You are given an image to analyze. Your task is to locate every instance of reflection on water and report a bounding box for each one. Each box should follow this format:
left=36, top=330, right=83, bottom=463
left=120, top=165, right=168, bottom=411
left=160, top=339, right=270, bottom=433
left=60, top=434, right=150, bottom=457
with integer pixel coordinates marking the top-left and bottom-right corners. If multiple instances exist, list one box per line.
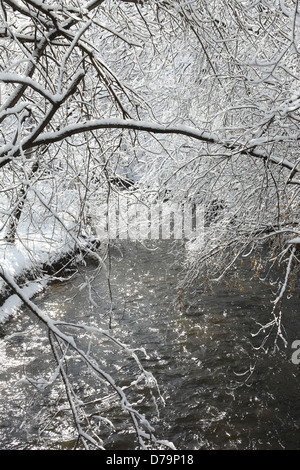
left=0, top=241, right=300, bottom=450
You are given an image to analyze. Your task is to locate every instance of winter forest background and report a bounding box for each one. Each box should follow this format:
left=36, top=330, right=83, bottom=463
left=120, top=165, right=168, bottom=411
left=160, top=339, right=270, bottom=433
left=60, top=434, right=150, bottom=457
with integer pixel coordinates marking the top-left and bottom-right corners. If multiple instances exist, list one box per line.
left=0, top=0, right=300, bottom=450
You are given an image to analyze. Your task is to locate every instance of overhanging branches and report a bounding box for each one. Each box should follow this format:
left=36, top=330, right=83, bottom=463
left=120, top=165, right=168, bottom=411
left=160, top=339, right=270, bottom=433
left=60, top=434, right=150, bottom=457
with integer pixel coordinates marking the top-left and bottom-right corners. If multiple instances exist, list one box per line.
left=0, top=117, right=298, bottom=181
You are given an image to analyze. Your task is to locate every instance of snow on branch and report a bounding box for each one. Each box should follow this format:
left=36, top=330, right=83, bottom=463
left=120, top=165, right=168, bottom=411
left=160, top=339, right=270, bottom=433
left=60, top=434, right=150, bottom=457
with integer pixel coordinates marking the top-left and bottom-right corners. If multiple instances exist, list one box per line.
left=0, top=73, right=59, bottom=104
left=0, top=69, right=85, bottom=166
left=0, top=0, right=105, bottom=120
left=9, top=118, right=299, bottom=177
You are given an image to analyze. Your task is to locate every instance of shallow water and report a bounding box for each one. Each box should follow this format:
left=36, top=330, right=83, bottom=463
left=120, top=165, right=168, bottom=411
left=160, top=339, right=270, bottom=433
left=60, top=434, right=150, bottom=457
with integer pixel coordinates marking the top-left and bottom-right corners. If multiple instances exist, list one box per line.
left=0, top=241, right=300, bottom=450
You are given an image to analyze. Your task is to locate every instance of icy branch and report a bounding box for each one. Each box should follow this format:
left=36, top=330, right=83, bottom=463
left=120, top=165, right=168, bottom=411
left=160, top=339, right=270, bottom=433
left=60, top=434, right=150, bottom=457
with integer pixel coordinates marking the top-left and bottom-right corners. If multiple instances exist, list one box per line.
left=0, top=73, right=59, bottom=104
left=18, top=118, right=300, bottom=175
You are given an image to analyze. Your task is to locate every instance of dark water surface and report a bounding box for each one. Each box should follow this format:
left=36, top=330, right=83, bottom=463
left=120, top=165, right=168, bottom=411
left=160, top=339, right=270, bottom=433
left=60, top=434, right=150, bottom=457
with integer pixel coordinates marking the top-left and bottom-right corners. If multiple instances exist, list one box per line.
left=0, top=241, right=300, bottom=450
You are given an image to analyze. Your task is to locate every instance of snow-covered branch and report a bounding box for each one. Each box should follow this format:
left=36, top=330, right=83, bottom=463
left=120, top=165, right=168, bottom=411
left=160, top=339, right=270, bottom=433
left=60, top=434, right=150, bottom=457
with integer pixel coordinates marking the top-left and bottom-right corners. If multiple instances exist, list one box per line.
left=0, top=73, right=62, bottom=104
left=1, top=118, right=298, bottom=178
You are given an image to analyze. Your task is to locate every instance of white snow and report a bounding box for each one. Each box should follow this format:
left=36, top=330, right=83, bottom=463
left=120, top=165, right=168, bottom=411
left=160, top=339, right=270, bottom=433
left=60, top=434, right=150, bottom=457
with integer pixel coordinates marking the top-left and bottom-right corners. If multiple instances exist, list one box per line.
left=288, top=237, right=300, bottom=244
left=0, top=280, right=46, bottom=323
left=0, top=72, right=56, bottom=103
left=0, top=230, right=77, bottom=323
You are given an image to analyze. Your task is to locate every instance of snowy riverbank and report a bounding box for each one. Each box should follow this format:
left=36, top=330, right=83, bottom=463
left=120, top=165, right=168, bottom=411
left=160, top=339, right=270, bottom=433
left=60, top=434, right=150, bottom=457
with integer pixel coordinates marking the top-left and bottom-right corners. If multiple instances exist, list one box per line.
left=0, top=232, right=97, bottom=324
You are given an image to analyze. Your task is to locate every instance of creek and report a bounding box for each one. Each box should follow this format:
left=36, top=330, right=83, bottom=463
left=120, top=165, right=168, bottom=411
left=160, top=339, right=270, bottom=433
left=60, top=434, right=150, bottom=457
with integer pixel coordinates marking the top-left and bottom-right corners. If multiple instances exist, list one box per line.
left=0, top=240, right=300, bottom=450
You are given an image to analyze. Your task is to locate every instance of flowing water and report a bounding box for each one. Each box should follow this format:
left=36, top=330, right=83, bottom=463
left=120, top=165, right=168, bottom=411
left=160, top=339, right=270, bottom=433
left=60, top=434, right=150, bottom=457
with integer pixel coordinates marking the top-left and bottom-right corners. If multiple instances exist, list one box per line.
left=0, top=240, right=300, bottom=450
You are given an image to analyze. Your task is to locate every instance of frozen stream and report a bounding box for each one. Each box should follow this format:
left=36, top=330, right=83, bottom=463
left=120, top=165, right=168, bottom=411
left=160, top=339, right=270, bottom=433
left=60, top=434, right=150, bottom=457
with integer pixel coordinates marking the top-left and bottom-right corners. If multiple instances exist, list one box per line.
left=0, top=240, right=300, bottom=450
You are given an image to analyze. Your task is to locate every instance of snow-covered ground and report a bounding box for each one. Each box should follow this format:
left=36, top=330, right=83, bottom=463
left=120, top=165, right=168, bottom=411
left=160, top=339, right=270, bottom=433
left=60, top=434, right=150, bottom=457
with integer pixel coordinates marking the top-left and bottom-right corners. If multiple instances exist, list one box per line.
left=0, top=231, right=77, bottom=323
